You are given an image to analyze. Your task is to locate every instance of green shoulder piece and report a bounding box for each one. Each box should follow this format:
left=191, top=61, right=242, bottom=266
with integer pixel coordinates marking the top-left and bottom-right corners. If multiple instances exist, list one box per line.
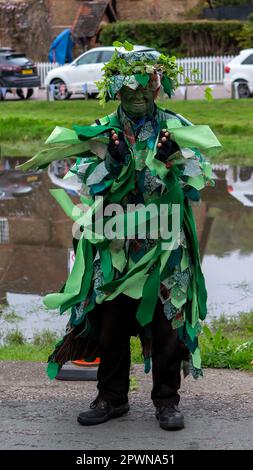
left=45, top=126, right=80, bottom=145
left=74, top=111, right=121, bottom=141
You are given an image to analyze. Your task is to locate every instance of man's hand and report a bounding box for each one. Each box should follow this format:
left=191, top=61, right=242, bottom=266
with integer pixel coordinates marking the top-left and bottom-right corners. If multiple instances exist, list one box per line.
left=155, top=129, right=179, bottom=163
left=108, top=130, right=129, bottom=163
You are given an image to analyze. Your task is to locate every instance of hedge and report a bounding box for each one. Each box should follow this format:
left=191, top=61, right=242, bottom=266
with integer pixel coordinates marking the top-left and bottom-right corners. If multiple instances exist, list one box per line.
left=213, top=1, right=253, bottom=5
left=99, top=20, right=245, bottom=57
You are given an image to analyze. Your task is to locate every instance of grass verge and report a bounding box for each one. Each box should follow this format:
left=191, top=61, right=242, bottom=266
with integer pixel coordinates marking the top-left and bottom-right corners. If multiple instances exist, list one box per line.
left=1, top=99, right=253, bottom=163
left=0, top=313, right=252, bottom=370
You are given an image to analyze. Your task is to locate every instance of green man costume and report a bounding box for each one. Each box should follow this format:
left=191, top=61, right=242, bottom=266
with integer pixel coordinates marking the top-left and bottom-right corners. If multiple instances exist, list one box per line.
left=19, top=47, right=221, bottom=427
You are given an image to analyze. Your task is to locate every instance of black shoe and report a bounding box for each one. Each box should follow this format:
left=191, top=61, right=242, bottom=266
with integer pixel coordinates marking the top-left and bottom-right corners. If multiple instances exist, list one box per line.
left=77, top=397, right=130, bottom=426
left=156, top=404, right=184, bottom=430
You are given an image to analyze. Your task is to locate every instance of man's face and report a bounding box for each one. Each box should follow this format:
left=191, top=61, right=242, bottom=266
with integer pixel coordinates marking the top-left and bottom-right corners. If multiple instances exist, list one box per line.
left=119, top=82, right=158, bottom=118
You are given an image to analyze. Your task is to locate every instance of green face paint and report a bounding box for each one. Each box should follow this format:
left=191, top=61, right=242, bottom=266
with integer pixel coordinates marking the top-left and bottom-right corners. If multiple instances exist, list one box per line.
left=120, top=84, right=156, bottom=118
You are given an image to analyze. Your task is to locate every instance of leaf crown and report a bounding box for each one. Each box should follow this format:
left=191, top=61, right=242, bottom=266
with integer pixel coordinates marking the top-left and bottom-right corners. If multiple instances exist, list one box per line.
left=96, top=41, right=185, bottom=105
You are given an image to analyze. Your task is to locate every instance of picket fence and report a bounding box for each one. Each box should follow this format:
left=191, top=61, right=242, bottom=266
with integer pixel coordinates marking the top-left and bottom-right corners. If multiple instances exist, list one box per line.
left=36, top=55, right=235, bottom=88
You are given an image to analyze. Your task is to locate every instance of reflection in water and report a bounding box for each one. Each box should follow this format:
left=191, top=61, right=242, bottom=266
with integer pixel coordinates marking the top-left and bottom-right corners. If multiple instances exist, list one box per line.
left=0, top=292, right=66, bottom=344
left=199, top=164, right=253, bottom=317
left=0, top=160, right=253, bottom=338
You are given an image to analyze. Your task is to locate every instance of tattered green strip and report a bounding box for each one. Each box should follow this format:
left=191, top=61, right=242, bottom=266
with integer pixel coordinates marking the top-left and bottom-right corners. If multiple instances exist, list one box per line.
left=46, top=361, right=60, bottom=381
left=59, top=239, right=93, bottom=314
left=100, top=249, right=114, bottom=284
left=110, top=248, right=126, bottom=273
left=192, top=347, right=201, bottom=370
left=45, top=126, right=80, bottom=145
left=43, top=236, right=86, bottom=309
left=73, top=123, right=122, bottom=141
left=17, top=141, right=90, bottom=171
left=136, top=259, right=161, bottom=326
left=170, top=125, right=222, bottom=154
left=184, top=202, right=207, bottom=320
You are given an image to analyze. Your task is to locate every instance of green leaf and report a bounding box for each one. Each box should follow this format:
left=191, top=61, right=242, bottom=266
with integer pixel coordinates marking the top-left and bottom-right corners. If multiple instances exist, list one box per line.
left=202, top=324, right=213, bottom=341
left=191, top=68, right=200, bottom=76
left=113, top=41, right=123, bottom=48
left=135, top=73, right=150, bottom=87
left=123, top=40, right=134, bottom=51
left=204, top=86, right=213, bottom=102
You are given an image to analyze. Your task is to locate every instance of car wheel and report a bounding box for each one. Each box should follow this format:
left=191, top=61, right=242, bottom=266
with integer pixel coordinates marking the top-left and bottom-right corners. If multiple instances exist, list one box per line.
left=236, top=81, right=250, bottom=99
left=239, top=167, right=253, bottom=181
left=16, top=88, right=34, bottom=99
left=50, top=79, right=72, bottom=100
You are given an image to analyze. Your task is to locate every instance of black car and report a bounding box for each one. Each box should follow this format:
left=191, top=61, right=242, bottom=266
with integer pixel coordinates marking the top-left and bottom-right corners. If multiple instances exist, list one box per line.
left=0, top=48, right=41, bottom=100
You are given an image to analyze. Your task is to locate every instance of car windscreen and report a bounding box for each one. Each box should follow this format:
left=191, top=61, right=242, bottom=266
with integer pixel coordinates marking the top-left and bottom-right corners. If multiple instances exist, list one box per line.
left=5, top=55, right=32, bottom=66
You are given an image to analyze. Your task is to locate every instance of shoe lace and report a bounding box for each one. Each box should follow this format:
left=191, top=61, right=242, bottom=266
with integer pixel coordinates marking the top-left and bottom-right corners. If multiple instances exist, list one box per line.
left=90, top=396, right=100, bottom=409
left=90, top=396, right=108, bottom=410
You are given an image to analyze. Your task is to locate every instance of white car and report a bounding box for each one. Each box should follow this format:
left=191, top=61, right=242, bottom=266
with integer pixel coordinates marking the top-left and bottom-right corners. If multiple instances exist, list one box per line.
left=224, top=49, right=253, bottom=98
left=45, top=45, right=158, bottom=100
left=225, top=166, right=253, bottom=207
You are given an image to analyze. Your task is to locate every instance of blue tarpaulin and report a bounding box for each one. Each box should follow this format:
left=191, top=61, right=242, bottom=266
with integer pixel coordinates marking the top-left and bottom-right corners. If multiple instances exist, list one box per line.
left=48, top=29, right=75, bottom=65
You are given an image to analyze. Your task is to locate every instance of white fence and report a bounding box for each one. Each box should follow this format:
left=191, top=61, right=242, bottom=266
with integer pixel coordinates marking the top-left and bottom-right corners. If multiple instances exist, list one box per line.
left=36, top=55, right=235, bottom=88
left=36, top=62, right=60, bottom=88
left=176, top=56, right=234, bottom=84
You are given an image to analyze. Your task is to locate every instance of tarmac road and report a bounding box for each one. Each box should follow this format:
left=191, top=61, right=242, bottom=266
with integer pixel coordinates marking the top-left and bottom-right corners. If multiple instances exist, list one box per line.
left=2, top=84, right=231, bottom=102
left=0, top=362, right=252, bottom=450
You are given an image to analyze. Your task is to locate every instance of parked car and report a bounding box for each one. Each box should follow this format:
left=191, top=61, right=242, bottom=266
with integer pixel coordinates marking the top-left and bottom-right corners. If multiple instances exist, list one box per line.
left=226, top=166, right=253, bottom=207
left=224, top=49, right=253, bottom=98
left=45, top=45, right=159, bottom=100
left=0, top=47, right=41, bottom=100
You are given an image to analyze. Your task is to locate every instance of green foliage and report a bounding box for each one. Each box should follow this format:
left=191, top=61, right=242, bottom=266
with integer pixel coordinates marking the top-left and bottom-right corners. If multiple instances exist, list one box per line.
left=210, top=311, right=253, bottom=337
left=204, top=86, right=214, bottom=101
left=129, top=375, right=139, bottom=391
left=1, top=309, right=22, bottom=323
left=5, top=329, right=25, bottom=346
left=0, top=343, right=54, bottom=361
left=0, top=314, right=252, bottom=370
left=96, top=42, right=183, bottom=105
left=200, top=324, right=253, bottom=370
left=130, top=337, right=142, bottom=363
left=231, top=22, right=253, bottom=49
left=33, top=330, right=59, bottom=348
left=185, top=1, right=206, bottom=19
left=213, top=0, right=253, bottom=5
left=99, top=21, right=244, bottom=57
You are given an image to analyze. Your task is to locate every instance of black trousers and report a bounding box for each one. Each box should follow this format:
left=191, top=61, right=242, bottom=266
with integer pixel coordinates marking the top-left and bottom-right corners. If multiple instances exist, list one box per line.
left=95, top=294, right=186, bottom=407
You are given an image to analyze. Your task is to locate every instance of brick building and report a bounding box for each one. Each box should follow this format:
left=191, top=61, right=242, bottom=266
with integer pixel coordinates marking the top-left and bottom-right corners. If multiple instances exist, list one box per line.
left=0, top=0, right=200, bottom=60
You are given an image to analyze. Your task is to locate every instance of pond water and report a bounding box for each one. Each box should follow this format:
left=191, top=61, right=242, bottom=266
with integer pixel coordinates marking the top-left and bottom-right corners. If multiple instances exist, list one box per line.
left=0, top=159, right=253, bottom=341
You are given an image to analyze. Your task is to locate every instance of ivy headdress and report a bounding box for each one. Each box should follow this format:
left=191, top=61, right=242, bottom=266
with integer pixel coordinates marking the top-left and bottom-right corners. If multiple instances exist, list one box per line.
left=96, top=41, right=184, bottom=105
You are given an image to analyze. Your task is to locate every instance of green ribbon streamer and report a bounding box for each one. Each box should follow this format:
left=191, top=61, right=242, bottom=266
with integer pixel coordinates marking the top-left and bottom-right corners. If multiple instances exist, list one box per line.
left=136, top=259, right=161, bottom=326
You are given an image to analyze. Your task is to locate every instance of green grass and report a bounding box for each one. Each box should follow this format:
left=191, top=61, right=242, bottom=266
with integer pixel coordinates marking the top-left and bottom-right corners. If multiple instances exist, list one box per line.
left=1, top=99, right=253, bottom=163
left=0, top=314, right=252, bottom=370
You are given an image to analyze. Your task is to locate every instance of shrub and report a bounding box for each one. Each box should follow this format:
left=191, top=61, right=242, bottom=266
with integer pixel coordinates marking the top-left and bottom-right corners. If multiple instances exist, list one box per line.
left=5, top=329, right=25, bottom=346
left=33, top=330, right=59, bottom=348
left=99, top=20, right=244, bottom=57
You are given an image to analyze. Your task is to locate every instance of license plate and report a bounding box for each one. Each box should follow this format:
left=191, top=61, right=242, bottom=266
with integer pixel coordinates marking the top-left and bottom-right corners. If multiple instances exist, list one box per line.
left=26, top=175, right=38, bottom=182
left=22, top=69, right=33, bottom=75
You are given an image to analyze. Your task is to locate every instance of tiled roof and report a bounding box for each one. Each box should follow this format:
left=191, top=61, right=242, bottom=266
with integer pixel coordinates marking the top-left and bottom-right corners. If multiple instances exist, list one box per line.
left=72, top=1, right=117, bottom=39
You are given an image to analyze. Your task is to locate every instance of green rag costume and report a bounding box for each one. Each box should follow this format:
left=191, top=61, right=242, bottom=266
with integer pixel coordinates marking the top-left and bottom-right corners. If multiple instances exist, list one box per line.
left=19, top=103, right=221, bottom=381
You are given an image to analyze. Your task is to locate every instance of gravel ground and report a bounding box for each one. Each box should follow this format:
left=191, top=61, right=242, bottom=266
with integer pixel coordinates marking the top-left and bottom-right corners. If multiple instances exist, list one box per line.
left=0, top=361, right=252, bottom=450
